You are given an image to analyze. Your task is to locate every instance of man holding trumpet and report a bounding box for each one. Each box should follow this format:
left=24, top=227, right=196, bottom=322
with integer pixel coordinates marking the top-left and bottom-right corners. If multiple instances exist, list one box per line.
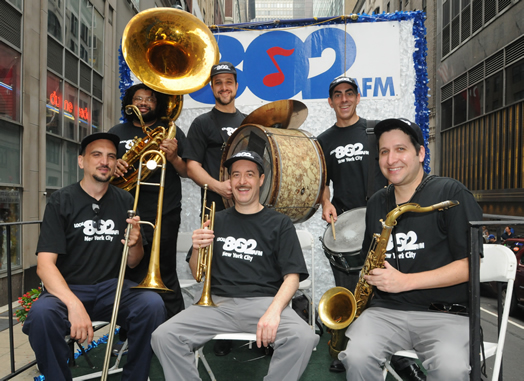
left=151, top=150, right=319, bottom=380
left=23, top=133, right=165, bottom=381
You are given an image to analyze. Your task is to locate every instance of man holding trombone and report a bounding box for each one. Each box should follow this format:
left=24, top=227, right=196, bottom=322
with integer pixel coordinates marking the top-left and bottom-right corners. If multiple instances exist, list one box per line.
left=151, top=150, right=319, bottom=380
left=23, top=133, right=165, bottom=381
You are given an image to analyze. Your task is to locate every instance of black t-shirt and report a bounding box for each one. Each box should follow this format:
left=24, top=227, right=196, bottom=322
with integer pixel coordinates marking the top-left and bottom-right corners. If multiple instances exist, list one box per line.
left=210, top=207, right=308, bottom=297
left=37, top=183, right=135, bottom=285
left=108, top=121, right=186, bottom=224
left=183, top=107, right=246, bottom=209
left=317, top=118, right=386, bottom=214
left=362, top=176, right=483, bottom=311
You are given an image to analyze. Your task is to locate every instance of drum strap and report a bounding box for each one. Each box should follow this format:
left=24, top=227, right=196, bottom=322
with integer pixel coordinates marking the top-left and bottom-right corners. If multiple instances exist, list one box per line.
left=366, top=120, right=379, bottom=200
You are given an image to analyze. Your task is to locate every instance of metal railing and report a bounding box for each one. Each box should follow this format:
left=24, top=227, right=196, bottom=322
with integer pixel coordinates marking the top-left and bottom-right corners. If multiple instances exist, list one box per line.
left=1, top=220, right=41, bottom=381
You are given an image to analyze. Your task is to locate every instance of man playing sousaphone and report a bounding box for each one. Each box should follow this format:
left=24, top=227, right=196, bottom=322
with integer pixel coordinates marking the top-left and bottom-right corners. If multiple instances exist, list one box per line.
left=339, top=118, right=483, bottom=380
left=151, top=150, right=319, bottom=380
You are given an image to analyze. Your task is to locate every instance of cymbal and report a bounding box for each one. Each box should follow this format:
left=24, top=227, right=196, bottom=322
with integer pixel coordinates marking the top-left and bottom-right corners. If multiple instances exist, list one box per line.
left=241, top=100, right=308, bottom=129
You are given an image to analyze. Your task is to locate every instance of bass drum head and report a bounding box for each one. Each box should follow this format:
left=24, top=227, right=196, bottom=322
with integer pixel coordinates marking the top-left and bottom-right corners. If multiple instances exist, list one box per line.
left=220, top=124, right=275, bottom=206
left=323, top=207, right=367, bottom=254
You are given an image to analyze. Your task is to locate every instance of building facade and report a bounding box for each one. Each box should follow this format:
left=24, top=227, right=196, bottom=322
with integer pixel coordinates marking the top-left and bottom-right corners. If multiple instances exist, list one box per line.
left=436, top=0, right=524, bottom=216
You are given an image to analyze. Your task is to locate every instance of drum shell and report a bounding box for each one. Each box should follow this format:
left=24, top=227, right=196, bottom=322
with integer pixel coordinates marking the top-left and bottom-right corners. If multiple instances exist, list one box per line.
left=220, top=124, right=326, bottom=223
left=321, top=207, right=367, bottom=273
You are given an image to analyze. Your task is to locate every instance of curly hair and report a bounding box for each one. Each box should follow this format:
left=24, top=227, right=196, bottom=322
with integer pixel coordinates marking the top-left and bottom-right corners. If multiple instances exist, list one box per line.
left=121, top=83, right=168, bottom=122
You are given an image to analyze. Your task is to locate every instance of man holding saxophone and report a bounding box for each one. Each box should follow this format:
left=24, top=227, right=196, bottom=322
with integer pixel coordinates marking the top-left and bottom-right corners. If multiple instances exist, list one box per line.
left=339, top=118, right=482, bottom=380
left=151, top=150, right=319, bottom=380
left=23, top=133, right=165, bottom=381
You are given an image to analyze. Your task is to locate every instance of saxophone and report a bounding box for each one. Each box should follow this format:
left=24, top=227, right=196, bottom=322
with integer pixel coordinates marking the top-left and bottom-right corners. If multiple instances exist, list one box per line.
left=318, top=200, right=459, bottom=359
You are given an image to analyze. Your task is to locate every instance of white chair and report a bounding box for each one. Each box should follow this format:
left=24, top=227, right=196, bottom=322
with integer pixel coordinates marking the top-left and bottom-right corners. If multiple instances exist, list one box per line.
left=383, top=244, right=517, bottom=381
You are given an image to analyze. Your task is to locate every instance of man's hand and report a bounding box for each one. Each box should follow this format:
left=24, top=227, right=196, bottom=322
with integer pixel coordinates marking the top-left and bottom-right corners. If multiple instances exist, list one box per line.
left=122, top=215, right=141, bottom=247
left=321, top=201, right=337, bottom=223
left=114, top=158, right=129, bottom=178
left=68, top=300, right=94, bottom=345
left=160, top=138, right=179, bottom=163
left=256, top=309, right=281, bottom=348
left=363, top=261, right=408, bottom=293
left=215, top=179, right=232, bottom=200
left=192, top=219, right=214, bottom=250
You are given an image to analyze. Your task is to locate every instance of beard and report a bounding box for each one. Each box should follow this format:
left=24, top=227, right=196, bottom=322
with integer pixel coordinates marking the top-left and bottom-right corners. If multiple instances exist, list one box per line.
left=214, top=91, right=236, bottom=107
left=132, top=108, right=158, bottom=124
left=93, top=174, right=112, bottom=183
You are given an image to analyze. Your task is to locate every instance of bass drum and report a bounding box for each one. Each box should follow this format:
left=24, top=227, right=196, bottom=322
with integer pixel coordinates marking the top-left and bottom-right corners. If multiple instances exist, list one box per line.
left=220, top=124, right=326, bottom=223
left=321, top=207, right=367, bottom=273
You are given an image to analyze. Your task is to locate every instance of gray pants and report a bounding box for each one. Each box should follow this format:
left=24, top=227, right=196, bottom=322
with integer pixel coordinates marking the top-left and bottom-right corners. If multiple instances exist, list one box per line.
left=339, top=307, right=469, bottom=381
left=151, top=295, right=319, bottom=381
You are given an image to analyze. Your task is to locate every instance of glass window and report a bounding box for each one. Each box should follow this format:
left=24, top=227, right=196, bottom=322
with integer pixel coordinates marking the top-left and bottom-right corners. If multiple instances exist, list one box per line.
left=443, top=0, right=450, bottom=26
left=64, top=141, right=79, bottom=186
left=441, top=98, right=453, bottom=129
left=506, top=59, right=524, bottom=105
left=0, top=187, right=22, bottom=272
left=46, top=135, right=62, bottom=188
left=454, top=90, right=467, bottom=125
left=0, top=43, right=21, bottom=123
left=66, top=0, right=80, bottom=54
left=79, top=91, right=90, bottom=140
left=0, top=120, right=21, bottom=185
left=6, top=0, right=23, bottom=11
left=485, top=71, right=503, bottom=112
left=451, top=0, right=460, bottom=18
left=92, top=98, right=101, bottom=134
left=48, top=0, right=63, bottom=42
left=80, top=0, right=92, bottom=64
left=468, top=83, right=483, bottom=119
left=64, top=82, right=77, bottom=140
left=92, top=9, right=104, bottom=73
left=46, top=72, right=63, bottom=135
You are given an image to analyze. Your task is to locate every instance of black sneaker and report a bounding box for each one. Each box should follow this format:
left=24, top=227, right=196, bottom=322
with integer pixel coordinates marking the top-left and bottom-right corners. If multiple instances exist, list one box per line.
left=213, top=340, right=232, bottom=356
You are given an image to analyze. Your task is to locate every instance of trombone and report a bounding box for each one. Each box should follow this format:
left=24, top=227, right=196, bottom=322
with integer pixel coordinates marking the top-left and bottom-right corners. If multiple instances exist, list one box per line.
left=195, top=185, right=217, bottom=307
left=101, top=151, right=171, bottom=381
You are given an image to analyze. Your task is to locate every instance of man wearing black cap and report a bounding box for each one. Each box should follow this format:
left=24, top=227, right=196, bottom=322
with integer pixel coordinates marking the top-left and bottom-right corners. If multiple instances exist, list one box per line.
left=109, top=83, right=187, bottom=320
left=152, top=150, right=319, bottom=380
left=317, top=76, right=388, bottom=373
left=184, top=61, right=247, bottom=213
left=338, top=118, right=482, bottom=380
left=23, top=133, right=166, bottom=381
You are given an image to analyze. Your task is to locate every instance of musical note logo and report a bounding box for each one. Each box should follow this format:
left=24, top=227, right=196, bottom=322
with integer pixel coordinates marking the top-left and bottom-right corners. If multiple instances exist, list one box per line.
left=263, top=46, right=295, bottom=87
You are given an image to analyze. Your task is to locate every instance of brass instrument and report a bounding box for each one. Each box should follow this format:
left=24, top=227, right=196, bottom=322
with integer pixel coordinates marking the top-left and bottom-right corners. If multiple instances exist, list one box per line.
left=318, top=200, right=459, bottom=359
left=111, top=6, right=219, bottom=191
left=101, top=8, right=219, bottom=380
left=195, top=185, right=217, bottom=307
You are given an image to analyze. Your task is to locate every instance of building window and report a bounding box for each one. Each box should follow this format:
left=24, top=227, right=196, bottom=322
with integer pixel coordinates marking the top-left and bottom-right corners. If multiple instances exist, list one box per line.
left=485, top=71, right=503, bottom=112
left=0, top=187, right=22, bottom=273
left=467, top=83, right=483, bottom=119
left=0, top=43, right=21, bottom=123
left=0, top=120, right=21, bottom=185
left=453, top=90, right=467, bottom=125
left=506, top=58, right=524, bottom=105
left=46, top=71, right=63, bottom=135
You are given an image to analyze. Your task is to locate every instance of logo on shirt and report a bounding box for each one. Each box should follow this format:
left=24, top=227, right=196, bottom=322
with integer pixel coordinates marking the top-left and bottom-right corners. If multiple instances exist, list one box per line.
left=217, top=236, right=263, bottom=263
left=123, top=139, right=134, bottom=151
left=222, top=127, right=237, bottom=137
left=385, top=231, right=424, bottom=260
left=330, top=143, right=369, bottom=163
left=73, top=219, right=120, bottom=242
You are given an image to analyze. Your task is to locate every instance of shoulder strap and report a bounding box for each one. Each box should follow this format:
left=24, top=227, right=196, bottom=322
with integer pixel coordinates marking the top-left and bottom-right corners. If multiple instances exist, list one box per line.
left=366, top=119, right=379, bottom=200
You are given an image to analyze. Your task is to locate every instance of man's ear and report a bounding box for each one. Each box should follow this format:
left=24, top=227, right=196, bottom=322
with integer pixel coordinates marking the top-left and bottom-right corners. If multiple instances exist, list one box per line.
left=78, top=155, right=84, bottom=169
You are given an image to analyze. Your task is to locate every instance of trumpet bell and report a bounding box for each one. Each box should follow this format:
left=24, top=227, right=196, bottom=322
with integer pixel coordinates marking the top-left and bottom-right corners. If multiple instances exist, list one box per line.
left=318, top=286, right=357, bottom=330
left=122, top=7, right=219, bottom=95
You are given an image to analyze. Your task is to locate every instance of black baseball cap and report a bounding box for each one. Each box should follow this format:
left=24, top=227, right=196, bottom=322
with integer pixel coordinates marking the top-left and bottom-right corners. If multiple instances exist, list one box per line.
left=79, top=132, right=120, bottom=154
left=223, top=150, right=264, bottom=174
left=329, top=77, right=358, bottom=97
left=211, top=62, right=237, bottom=79
left=374, top=118, right=424, bottom=146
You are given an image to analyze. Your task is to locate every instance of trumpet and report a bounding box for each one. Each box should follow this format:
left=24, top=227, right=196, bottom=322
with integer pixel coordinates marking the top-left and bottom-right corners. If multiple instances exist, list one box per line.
left=195, top=185, right=217, bottom=307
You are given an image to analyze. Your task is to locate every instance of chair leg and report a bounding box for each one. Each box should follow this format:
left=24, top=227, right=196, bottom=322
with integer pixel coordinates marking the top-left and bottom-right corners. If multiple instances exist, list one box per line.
left=197, top=347, right=216, bottom=381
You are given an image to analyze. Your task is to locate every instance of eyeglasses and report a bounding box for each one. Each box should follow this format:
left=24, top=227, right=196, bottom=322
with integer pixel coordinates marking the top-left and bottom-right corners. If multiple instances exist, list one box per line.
left=429, top=303, right=468, bottom=316
left=92, top=204, right=100, bottom=230
left=132, top=96, right=157, bottom=104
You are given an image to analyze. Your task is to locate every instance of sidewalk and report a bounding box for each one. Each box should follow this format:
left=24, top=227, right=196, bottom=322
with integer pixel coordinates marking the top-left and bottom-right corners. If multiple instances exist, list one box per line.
left=0, top=303, right=40, bottom=380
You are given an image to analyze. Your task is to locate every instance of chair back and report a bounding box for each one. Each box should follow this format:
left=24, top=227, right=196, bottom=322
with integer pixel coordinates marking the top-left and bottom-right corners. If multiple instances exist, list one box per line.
left=480, top=244, right=516, bottom=283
